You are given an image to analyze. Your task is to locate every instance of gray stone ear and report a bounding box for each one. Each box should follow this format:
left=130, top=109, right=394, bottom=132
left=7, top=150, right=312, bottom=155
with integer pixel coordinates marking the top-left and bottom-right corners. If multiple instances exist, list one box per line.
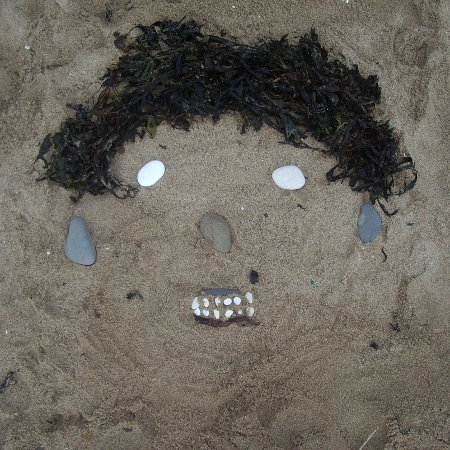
left=357, top=204, right=382, bottom=243
left=65, top=217, right=97, bottom=265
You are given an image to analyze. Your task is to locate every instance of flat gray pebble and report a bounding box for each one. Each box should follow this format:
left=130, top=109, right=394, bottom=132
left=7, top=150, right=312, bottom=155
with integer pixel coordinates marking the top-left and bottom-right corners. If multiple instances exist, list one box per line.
left=65, top=216, right=97, bottom=265
left=198, top=288, right=241, bottom=296
left=357, top=204, right=382, bottom=243
left=199, top=212, right=232, bottom=253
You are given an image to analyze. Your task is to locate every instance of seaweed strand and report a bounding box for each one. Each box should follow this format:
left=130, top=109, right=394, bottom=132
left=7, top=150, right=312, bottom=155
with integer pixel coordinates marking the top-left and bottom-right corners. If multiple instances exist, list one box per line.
left=37, top=19, right=417, bottom=201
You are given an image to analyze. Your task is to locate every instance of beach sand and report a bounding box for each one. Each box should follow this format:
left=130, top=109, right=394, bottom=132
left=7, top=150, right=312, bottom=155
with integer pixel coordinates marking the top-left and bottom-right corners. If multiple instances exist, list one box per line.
left=0, top=0, right=449, bottom=448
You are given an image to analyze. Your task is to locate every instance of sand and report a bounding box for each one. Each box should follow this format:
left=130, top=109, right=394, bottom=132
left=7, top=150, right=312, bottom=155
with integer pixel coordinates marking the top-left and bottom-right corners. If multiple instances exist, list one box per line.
left=0, top=0, right=449, bottom=448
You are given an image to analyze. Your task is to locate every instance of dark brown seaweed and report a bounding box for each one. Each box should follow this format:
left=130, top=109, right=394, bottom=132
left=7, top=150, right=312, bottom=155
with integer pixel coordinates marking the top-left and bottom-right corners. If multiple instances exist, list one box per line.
left=194, top=314, right=260, bottom=327
left=250, top=270, right=259, bottom=284
left=37, top=19, right=417, bottom=202
left=0, top=371, right=14, bottom=394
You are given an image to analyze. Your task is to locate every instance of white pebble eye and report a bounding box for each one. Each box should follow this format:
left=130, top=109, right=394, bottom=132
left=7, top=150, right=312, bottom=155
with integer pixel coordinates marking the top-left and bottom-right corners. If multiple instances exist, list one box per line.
left=192, top=297, right=200, bottom=310
left=233, top=296, right=241, bottom=305
left=246, top=306, right=255, bottom=317
left=202, top=309, right=210, bottom=317
left=225, top=309, right=233, bottom=319
left=203, top=298, right=209, bottom=308
left=223, top=297, right=232, bottom=306
left=245, top=292, right=253, bottom=303
left=193, top=308, right=201, bottom=316
left=214, top=297, right=221, bottom=307
left=213, top=309, right=220, bottom=319
left=137, top=160, right=165, bottom=187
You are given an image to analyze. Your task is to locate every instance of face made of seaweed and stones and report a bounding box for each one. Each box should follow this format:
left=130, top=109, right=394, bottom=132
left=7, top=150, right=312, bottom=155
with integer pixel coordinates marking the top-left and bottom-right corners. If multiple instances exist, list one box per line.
left=39, top=20, right=416, bottom=329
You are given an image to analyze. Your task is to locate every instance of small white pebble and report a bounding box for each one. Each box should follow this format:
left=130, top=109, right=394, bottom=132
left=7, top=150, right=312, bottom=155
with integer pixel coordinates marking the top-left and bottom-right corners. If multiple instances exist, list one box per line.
left=246, top=306, right=255, bottom=317
left=202, top=309, right=210, bottom=317
left=245, top=292, right=253, bottom=303
left=223, top=297, right=232, bottom=306
left=203, top=298, right=209, bottom=308
left=233, top=296, right=241, bottom=305
left=24, top=45, right=31, bottom=50
left=225, top=309, right=234, bottom=319
left=213, top=309, right=220, bottom=319
left=193, top=308, right=201, bottom=316
left=46, top=250, right=51, bottom=255
left=192, top=297, right=199, bottom=310
left=237, top=309, right=243, bottom=315
left=214, top=297, right=221, bottom=307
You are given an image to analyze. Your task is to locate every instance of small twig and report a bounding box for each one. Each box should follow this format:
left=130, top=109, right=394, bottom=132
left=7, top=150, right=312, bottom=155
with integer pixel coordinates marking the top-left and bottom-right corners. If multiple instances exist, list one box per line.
left=358, top=428, right=378, bottom=450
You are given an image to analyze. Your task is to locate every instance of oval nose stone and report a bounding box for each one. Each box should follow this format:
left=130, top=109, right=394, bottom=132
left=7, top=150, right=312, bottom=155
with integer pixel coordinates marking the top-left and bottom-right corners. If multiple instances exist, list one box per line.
left=199, top=212, right=232, bottom=253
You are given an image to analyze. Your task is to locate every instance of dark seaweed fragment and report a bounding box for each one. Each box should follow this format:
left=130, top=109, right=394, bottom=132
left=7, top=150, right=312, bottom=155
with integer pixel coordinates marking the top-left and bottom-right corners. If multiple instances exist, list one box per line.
left=36, top=134, right=52, bottom=166
left=377, top=199, right=398, bottom=217
left=0, top=371, right=14, bottom=394
left=126, top=290, right=144, bottom=300
left=194, top=314, right=260, bottom=327
left=250, top=269, right=259, bottom=284
left=37, top=19, right=417, bottom=201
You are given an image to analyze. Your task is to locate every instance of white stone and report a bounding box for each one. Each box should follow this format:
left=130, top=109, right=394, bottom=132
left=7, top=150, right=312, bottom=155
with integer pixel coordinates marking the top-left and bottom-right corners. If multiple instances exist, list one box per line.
left=246, top=306, right=255, bottom=317
left=272, top=165, right=305, bottom=190
left=193, top=308, right=201, bottom=316
left=137, top=160, right=165, bottom=187
left=237, top=309, right=243, bottom=315
left=214, top=309, right=220, bottom=319
left=245, top=292, right=253, bottom=303
left=192, top=297, right=199, bottom=310
left=225, top=309, right=233, bottom=319
left=223, top=297, right=232, bottom=306
left=203, top=298, right=209, bottom=308
left=202, top=309, right=209, bottom=317
left=233, top=296, right=241, bottom=305
left=214, top=297, right=221, bottom=307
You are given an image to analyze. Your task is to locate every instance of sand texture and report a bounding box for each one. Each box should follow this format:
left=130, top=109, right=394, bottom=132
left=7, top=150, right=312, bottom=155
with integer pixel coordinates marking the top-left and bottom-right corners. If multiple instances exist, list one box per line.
left=0, top=0, right=449, bottom=448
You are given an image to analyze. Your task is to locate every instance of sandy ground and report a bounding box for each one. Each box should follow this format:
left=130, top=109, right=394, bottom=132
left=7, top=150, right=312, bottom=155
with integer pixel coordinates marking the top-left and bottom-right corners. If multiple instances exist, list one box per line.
left=0, top=0, right=449, bottom=449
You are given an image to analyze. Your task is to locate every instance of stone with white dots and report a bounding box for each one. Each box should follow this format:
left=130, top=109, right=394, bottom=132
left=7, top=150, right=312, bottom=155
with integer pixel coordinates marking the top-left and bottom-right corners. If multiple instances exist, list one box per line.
left=191, top=288, right=256, bottom=323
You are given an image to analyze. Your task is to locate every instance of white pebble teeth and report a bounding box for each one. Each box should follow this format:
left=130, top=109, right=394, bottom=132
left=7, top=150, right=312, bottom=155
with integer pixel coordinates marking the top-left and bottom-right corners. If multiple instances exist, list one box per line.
left=191, top=289, right=256, bottom=322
